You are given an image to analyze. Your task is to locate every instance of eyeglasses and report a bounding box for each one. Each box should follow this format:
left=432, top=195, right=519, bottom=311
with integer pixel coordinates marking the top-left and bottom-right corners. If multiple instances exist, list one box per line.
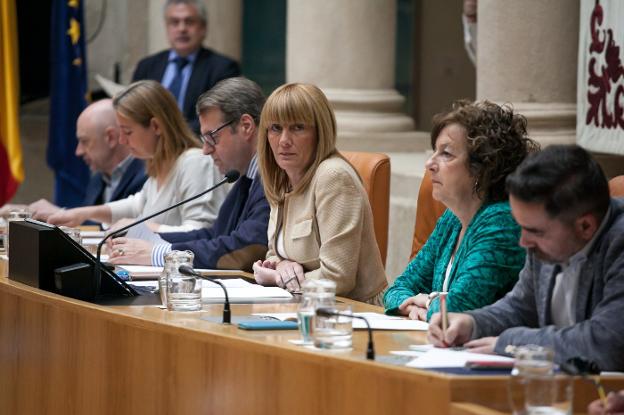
left=199, top=119, right=235, bottom=147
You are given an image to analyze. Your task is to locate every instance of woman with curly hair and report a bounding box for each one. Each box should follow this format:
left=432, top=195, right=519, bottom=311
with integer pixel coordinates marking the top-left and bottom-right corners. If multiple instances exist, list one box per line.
left=384, top=100, right=539, bottom=320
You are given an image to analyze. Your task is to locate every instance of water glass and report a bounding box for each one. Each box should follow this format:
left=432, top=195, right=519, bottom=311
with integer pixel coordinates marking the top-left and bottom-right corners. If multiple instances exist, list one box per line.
left=166, top=274, right=202, bottom=311
left=297, top=306, right=315, bottom=345
left=160, top=250, right=200, bottom=311
left=60, top=226, right=82, bottom=245
left=508, top=345, right=573, bottom=415
left=313, top=303, right=353, bottom=350
left=297, top=278, right=336, bottom=345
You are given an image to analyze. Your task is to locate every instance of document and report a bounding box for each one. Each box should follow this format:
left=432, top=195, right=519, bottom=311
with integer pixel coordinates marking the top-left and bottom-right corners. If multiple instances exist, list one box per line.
left=80, top=230, right=105, bottom=238
left=405, top=346, right=514, bottom=369
left=128, top=279, right=293, bottom=302
left=253, top=312, right=429, bottom=331
left=126, top=222, right=167, bottom=244
left=118, top=265, right=251, bottom=280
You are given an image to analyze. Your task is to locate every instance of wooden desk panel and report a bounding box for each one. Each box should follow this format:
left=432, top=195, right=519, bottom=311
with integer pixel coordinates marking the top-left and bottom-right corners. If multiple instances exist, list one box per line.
left=1, top=276, right=622, bottom=415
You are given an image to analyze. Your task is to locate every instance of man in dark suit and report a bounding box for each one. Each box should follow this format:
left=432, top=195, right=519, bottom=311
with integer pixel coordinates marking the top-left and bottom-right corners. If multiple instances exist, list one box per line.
left=26, top=99, right=147, bottom=221
left=131, top=0, right=240, bottom=134
left=109, top=77, right=269, bottom=272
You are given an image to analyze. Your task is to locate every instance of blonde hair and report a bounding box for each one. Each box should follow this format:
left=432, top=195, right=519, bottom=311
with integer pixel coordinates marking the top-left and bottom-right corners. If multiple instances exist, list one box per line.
left=113, top=80, right=200, bottom=177
left=258, top=83, right=340, bottom=205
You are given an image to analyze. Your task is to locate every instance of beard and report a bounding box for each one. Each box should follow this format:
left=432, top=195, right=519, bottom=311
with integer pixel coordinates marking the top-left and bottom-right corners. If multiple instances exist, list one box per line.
left=527, top=247, right=560, bottom=264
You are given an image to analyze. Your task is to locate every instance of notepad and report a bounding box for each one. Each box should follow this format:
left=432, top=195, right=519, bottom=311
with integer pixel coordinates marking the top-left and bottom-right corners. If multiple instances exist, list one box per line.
left=405, top=346, right=514, bottom=369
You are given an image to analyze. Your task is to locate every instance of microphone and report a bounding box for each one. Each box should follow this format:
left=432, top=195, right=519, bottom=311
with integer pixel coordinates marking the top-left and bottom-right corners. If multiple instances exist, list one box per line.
left=316, top=307, right=375, bottom=360
left=178, top=264, right=231, bottom=324
left=93, top=170, right=240, bottom=296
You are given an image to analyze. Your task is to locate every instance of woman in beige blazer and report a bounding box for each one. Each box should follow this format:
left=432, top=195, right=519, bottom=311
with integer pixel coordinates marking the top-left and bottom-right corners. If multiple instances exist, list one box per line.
left=252, top=83, right=387, bottom=304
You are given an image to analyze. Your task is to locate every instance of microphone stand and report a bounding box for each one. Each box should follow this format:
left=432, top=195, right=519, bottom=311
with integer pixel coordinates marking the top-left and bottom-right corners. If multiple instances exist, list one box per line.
left=316, top=307, right=375, bottom=360
left=178, top=264, right=231, bottom=324
left=93, top=171, right=240, bottom=297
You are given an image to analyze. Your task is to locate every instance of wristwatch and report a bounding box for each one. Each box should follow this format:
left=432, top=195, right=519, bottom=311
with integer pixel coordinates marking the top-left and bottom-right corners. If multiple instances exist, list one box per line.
left=425, top=291, right=441, bottom=309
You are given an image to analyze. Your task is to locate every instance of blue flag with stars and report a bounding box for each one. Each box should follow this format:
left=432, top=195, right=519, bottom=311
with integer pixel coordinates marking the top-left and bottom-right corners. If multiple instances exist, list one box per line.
left=48, top=0, right=90, bottom=207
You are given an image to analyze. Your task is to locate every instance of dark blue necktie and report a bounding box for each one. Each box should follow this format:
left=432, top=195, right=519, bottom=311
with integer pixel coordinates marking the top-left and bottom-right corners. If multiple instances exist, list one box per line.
left=168, top=56, right=189, bottom=104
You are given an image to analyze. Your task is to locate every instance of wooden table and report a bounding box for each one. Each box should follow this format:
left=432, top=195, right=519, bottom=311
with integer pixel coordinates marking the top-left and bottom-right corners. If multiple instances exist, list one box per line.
left=1, top=274, right=621, bottom=415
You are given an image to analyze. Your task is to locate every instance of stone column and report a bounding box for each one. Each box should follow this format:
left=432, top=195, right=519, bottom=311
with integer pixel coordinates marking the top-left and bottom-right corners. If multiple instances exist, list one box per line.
left=477, top=0, right=579, bottom=146
left=287, top=0, right=426, bottom=152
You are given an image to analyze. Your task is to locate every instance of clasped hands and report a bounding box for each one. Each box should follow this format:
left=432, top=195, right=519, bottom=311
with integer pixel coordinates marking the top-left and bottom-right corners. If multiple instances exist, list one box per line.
left=253, top=259, right=305, bottom=292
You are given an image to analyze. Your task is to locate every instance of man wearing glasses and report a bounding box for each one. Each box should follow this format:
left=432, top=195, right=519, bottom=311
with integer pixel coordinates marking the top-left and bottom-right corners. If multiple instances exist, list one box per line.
left=132, top=0, right=240, bottom=134
left=111, top=77, right=270, bottom=271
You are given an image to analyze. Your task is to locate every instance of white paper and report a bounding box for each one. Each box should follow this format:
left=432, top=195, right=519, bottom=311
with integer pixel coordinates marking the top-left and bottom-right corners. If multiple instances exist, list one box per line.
left=118, top=265, right=248, bottom=280
left=82, top=237, right=102, bottom=245
left=203, top=285, right=291, bottom=300
left=81, top=231, right=105, bottom=238
left=390, top=350, right=427, bottom=357
left=252, top=312, right=429, bottom=331
left=128, top=279, right=291, bottom=302
left=126, top=222, right=166, bottom=244
left=201, top=278, right=254, bottom=289
left=406, top=347, right=514, bottom=369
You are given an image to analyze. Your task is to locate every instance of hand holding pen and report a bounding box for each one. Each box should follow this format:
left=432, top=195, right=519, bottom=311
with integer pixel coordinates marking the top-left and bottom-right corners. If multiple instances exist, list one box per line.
left=427, top=311, right=475, bottom=348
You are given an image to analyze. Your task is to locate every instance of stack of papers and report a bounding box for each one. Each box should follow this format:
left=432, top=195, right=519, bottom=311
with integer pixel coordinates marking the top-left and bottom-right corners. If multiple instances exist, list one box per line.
left=118, top=265, right=251, bottom=280
left=81, top=230, right=106, bottom=238
left=252, top=312, right=429, bottom=331
left=129, top=278, right=292, bottom=302
left=404, top=345, right=514, bottom=368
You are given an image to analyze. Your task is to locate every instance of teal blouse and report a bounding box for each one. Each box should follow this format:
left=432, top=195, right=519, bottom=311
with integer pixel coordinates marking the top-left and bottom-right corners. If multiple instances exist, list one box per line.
left=383, top=201, right=525, bottom=320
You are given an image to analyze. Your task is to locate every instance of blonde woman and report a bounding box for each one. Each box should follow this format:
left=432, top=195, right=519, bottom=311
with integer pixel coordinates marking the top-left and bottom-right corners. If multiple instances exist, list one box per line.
left=252, top=83, right=387, bottom=304
left=49, top=80, right=227, bottom=234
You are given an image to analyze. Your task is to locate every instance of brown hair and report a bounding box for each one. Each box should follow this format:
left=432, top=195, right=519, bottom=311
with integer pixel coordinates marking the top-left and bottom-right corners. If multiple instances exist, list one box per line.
left=113, top=80, right=200, bottom=177
left=258, top=83, right=343, bottom=205
left=431, top=99, right=540, bottom=203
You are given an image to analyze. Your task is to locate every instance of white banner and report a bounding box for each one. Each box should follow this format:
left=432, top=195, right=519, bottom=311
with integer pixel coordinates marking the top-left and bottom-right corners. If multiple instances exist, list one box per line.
left=577, top=0, right=624, bottom=154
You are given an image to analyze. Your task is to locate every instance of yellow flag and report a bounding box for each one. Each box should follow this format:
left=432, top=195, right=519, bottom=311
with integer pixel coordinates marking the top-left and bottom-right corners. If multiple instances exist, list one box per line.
left=0, top=0, right=24, bottom=204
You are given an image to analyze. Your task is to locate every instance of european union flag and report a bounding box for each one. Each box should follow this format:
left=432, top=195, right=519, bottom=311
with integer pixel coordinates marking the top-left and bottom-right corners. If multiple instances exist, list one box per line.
left=48, top=0, right=89, bottom=208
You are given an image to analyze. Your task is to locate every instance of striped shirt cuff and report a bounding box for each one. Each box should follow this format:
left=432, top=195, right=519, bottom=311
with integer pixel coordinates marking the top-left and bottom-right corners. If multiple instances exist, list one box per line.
left=151, top=242, right=173, bottom=266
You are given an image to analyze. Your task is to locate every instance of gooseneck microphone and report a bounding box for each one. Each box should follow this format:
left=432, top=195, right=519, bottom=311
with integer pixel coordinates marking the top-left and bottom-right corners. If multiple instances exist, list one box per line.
left=178, top=264, right=231, bottom=324
left=93, top=170, right=240, bottom=296
left=316, top=307, right=375, bottom=360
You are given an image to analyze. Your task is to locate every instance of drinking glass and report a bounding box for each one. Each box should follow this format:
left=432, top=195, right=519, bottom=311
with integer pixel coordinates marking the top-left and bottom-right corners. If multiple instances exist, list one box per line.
left=161, top=250, right=200, bottom=311
left=508, top=345, right=573, bottom=415
left=313, top=303, right=353, bottom=350
left=297, top=278, right=336, bottom=345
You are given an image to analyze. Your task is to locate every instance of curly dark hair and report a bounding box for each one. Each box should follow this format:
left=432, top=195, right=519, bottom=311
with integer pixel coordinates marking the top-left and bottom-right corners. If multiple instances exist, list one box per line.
left=430, top=99, right=540, bottom=203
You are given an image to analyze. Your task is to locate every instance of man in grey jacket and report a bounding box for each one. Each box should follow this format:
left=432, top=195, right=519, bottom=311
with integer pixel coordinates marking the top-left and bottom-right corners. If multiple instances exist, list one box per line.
left=428, top=145, right=624, bottom=371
